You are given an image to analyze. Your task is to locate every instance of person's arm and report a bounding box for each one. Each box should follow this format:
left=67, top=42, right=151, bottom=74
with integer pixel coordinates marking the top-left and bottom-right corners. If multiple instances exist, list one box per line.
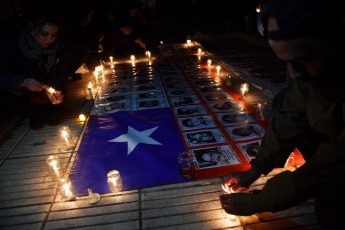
left=251, top=80, right=310, bottom=174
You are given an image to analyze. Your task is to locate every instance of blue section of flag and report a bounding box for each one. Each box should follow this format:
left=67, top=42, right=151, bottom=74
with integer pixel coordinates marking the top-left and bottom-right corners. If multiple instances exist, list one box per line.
left=70, top=108, right=191, bottom=196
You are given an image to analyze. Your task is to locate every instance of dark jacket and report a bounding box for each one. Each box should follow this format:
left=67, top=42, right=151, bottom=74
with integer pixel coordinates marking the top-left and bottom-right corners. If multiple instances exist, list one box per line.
left=251, top=79, right=345, bottom=211
left=0, top=26, right=69, bottom=95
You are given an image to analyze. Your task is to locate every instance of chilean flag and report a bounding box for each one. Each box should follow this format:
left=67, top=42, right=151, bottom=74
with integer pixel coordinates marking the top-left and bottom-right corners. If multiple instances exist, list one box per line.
left=70, top=107, right=190, bottom=196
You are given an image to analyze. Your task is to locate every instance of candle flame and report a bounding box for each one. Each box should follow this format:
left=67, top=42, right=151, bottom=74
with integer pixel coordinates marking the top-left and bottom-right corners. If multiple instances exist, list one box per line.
left=130, top=55, right=135, bottom=62
left=79, top=114, right=86, bottom=121
left=48, top=87, right=55, bottom=94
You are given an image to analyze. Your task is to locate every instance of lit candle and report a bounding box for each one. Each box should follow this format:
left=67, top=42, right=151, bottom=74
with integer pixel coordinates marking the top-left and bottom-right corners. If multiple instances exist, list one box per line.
left=240, top=83, right=249, bottom=98
left=111, top=64, right=114, bottom=69
left=79, top=114, right=86, bottom=121
left=160, top=41, right=164, bottom=45
left=109, top=56, right=113, bottom=63
left=186, top=39, right=191, bottom=46
left=130, top=55, right=135, bottom=63
left=94, top=71, right=98, bottom=84
left=258, top=103, right=264, bottom=120
left=216, top=65, right=221, bottom=75
left=207, top=59, right=212, bottom=67
left=59, top=126, right=74, bottom=151
left=147, top=51, right=151, bottom=59
left=45, top=87, right=61, bottom=104
left=58, top=178, right=75, bottom=201
left=198, top=48, right=202, bottom=55
left=256, top=5, right=261, bottom=13
left=46, top=155, right=62, bottom=181
left=107, top=170, right=123, bottom=193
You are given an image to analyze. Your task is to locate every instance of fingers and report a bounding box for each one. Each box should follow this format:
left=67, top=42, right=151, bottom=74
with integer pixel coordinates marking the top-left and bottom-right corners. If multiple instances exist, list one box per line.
left=23, top=78, right=46, bottom=91
left=219, top=193, right=256, bottom=216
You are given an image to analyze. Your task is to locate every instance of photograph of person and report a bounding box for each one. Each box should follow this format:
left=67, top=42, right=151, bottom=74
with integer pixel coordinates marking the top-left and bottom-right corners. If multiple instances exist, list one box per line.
left=138, top=92, right=158, bottom=99
left=138, top=100, right=159, bottom=108
left=188, top=74, right=210, bottom=80
left=237, top=141, right=261, bottom=162
left=204, top=93, right=229, bottom=102
left=193, top=79, right=216, bottom=87
left=186, top=131, right=217, bottom=144
left=172, top=96, right=196, bottom=106
left=178, top=116, right=209, bottom=131
left=227, top=124, right=265, bottom=141
left=218, top=112, right=255, bottom=125
left=137, top=79, right=154, bottom=84
left=136, top=85, right=156, bottom=91
left=169, top=89, right=188, bottom=96
left=200, top=85, right=223, bottom=93
left=106, top=95, right=126, bottom=102
left=166, top=82, right=190, bottom=89
left=211, top=101, right=242, bottom=111
left=107, top=87, right=129, bottom=94
left=102, top=103, right=125, bottom=113
left=193, top=147, right=230, bottom=169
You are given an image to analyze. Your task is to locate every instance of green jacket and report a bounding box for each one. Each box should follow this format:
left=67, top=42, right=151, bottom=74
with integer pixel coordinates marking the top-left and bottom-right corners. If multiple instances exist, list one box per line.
left=251, top=80, right=345, bottom=212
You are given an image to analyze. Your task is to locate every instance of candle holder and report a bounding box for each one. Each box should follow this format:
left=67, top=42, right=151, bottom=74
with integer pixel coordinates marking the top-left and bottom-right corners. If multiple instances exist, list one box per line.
left=240, top=83, right=249, bottom=100
left=46, top=155, right=62, bottom=181
left=58, top=177, right=75, bottom=201
left=107, top=170, right=123, bottom=193
left=59, top=126, right=74, bottom=152
left=45, top=87, right=62, bottom=105
left=178, top=151, right=194, bottom=179
left=87, top=188, right=100, bottom=205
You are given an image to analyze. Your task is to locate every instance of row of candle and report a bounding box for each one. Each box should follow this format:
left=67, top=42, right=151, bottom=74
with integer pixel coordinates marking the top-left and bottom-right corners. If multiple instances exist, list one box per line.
left=45, top=124, right=124, bottom=202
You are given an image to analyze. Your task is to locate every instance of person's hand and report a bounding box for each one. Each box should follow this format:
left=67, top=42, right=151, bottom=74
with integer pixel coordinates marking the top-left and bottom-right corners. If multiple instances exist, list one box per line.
left=220, top=193, right=257, bottom=216
left=54, top=90, right=64, bottom=103
left=223, top=166, right=262, bottom=193
left=21, top=78, right=46, bottom=91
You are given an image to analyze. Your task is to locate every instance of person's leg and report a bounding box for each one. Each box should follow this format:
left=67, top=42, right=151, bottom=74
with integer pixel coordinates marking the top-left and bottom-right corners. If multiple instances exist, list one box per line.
left=315, top=183, right=345, bottom=230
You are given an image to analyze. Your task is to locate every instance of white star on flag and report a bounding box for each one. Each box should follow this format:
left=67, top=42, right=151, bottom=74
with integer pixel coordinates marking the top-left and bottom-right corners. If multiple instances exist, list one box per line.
left=108, top=126, right=162, bottom=155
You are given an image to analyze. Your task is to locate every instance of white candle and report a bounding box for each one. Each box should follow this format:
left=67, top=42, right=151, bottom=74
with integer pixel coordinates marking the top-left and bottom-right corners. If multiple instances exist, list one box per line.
left=109, top=56, right=113, bottom=63
left=198, top=48, right=202, bottom=55
left=79, top=114, right=86, bottom=121
left=258, top=103, right=264, bottom=120
left=107, top=170, right=123, bottom=193
left=186, top=39, right=191, bottom=46
left=240, top=83, right=249, bottom=98
left=207, top=59, right=212, bottom=67
left=216, top=65, right=221, bottom=75
left=130, top=55, right=135, bottom=62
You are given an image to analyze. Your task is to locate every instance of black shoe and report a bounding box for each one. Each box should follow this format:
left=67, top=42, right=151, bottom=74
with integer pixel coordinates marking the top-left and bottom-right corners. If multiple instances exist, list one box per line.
left=30, top=118, right=45, bottom=130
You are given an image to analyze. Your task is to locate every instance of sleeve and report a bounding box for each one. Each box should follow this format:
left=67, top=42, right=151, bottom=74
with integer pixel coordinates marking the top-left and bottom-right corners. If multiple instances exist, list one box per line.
left=252, top=142, right=345, bottom=212
left=251, top=80, right=310, bottom=174
left=0, top=32, right=25, bottom=89
left=251, top=85, right=345, bottom=213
